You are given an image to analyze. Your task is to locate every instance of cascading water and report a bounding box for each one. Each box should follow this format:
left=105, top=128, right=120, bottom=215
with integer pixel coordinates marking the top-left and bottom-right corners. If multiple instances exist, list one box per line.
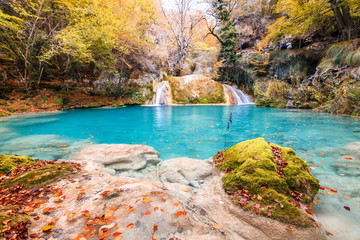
left=224, top=84, right=254, bottom=105
left=154, top=82, right=167, bottom=106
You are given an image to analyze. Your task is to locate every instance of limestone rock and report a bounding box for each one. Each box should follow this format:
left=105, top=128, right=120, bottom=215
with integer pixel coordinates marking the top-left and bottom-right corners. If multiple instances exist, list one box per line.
left=71, top=144, right=160, bottom=171
left=28, top=156, right=326, bottom=240
left=342, top=142, right=360, bottom=159
left=216, top=138, right=320, bottom=227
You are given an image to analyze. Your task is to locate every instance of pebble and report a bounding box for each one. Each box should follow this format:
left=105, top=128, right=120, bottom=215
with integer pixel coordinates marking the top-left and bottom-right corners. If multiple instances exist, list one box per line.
left=66, top=228, right=74, bottom=234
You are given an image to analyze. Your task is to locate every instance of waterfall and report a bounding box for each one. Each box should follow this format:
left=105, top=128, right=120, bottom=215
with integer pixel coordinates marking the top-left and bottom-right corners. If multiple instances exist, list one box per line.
left=224, top=84, right=254, bottom=105
left=154, top=82, right=167, bottom=106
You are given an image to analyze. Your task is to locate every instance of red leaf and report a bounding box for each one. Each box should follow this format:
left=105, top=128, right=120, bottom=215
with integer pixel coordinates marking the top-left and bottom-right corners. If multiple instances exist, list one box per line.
left=305, top=209, right=315, bottom=214
left=127, top=223, right=135, bottom=229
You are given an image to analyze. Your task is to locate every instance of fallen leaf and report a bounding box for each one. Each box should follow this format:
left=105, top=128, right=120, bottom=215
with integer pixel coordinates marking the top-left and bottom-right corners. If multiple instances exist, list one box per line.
left=344, top=206, right=351, bottom=211
left=344, top=195, right=351, bottom=199
left=144, top=210, right=151, bottom=215
left=42, top=225, right=54, bottom=231
left=176, top=211, right=183, bottom=216
left=173, top=202, right=180, bottom=207
left=286, top=227, right=293, bottom=231
left=1, top=219, right=11, bottom=225
left=113, top=232, right=122, bottom=237
left=128, top=207, right=135, bottom=212
left=213, top=224, right=222, bottom=229
left=327, top=231, right=334, bottom=236
left=305, top=209, right=315, bottom=214
left=127, top=223, right=134, bottom=229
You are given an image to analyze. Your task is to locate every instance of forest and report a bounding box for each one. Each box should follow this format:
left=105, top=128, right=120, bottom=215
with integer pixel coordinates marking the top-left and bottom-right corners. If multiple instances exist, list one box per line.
left=0, top=0, right=359, bottom=115
left=0, top=1, right=360, bottom=239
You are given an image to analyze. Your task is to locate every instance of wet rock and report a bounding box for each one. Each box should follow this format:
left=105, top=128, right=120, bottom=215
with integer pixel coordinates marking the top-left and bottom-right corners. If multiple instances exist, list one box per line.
left=216, top=138, right=320, bottom=227
left=28, top=144, right=326, bottom=240
left=71, top=144, right=160, bottom=171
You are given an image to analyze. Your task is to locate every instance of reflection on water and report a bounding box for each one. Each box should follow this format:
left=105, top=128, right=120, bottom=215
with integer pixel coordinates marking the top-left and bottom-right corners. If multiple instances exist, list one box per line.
left=0, top=106, right=359, bottom=239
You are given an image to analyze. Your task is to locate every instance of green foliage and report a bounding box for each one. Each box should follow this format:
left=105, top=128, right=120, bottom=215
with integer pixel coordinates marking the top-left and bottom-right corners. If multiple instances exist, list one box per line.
left=254, top=79, right=290, bottom=108
left=318, top=39, right=360, bottom=72
left=269, top=50, right=318, bottom=79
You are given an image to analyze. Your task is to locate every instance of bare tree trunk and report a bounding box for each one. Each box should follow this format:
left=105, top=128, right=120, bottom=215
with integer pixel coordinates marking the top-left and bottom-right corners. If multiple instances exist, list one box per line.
left=329, top=0, right=354, bottom=40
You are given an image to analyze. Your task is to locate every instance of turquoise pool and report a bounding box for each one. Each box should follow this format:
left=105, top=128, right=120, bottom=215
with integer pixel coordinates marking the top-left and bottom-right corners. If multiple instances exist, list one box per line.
left=0, top=105, right=359, bottom=239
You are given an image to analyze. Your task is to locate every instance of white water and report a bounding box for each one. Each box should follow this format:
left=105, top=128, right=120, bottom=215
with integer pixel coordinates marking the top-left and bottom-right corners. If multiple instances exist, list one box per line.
left=154, top=81, right=167, bottom=106
left=224, top=84, right=254, bottom=105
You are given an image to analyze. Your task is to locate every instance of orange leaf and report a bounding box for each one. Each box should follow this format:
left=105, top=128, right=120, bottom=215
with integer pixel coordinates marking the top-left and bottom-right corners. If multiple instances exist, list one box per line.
left=154, top=207, right=159, bottom=211
left=327, top=232, right=334, bottom=236
left=161, top=196, right=167, bottom=202
left=286, top=227, right=293, bottom=231
left=313, top=200, right=318, bottom=205
left=128, top=207, right=135, bottom=212
left=176, top=211, right=183, bottom=216
left=144, top=210, right=151, bottom=215
left=113, top=232, right=122, bottom=237
left=213, top=224, right=222, bottom=229
left=173, top=202, right=180, bottom=207
left=319, top=152, right=324, bottom=156
left=305, top=209, right=315, bottom=214
left=344, top=195, right=351, bottom=198
left=110, top=207, right=116, bottom=211
left=127, top=223, right=135, bottom=229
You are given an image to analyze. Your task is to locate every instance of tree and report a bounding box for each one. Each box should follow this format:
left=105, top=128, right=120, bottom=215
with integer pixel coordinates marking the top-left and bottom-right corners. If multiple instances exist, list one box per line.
left=262, top=0, right=359, bottom=45
left=161, top=0, right=203, bottom=70
left=329, top=0, right=354, bottom=40
left=0, top=0, right=66, bottom=88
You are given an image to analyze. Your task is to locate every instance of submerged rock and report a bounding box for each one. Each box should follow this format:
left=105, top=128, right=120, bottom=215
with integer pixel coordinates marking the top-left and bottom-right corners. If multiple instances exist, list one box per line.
left=215, top=138, right=320, bottom=228
left=71, top=144, right=161, bottom=171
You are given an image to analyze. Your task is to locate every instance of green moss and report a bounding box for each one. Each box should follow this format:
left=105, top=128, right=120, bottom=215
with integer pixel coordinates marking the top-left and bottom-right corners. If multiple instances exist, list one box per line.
left=168, top=75, right=225, bottom=104
left=0, top=210, right=30, bottom=232
left=0, top=155, right=36, bottom=175
left=318, top=39, right=360, bottom=72
left=0, top=164, right=75, bottom=189
left=216, top=138, right=319, bottom=227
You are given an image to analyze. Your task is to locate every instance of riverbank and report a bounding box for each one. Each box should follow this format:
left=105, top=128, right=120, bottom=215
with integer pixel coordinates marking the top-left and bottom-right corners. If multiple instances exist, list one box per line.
left=0, top=88, right=139, bottom=117
left=0, top=141, right=327, bottom=240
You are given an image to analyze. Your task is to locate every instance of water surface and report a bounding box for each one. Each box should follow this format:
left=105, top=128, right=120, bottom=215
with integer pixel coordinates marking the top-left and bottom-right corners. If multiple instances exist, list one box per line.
left=0, top=106, right=359, bottom=239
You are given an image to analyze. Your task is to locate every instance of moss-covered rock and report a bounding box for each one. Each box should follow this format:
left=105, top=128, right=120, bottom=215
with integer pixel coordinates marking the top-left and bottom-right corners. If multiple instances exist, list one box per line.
left=0, top=155, right=36, bottom=175
left=168, top=75, right=225, bottom=104
left=0, top=164, right=75, bottom=189
left=0, top=208, right=30, bottom=232
left=215, top=138, right=320, bottom=227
